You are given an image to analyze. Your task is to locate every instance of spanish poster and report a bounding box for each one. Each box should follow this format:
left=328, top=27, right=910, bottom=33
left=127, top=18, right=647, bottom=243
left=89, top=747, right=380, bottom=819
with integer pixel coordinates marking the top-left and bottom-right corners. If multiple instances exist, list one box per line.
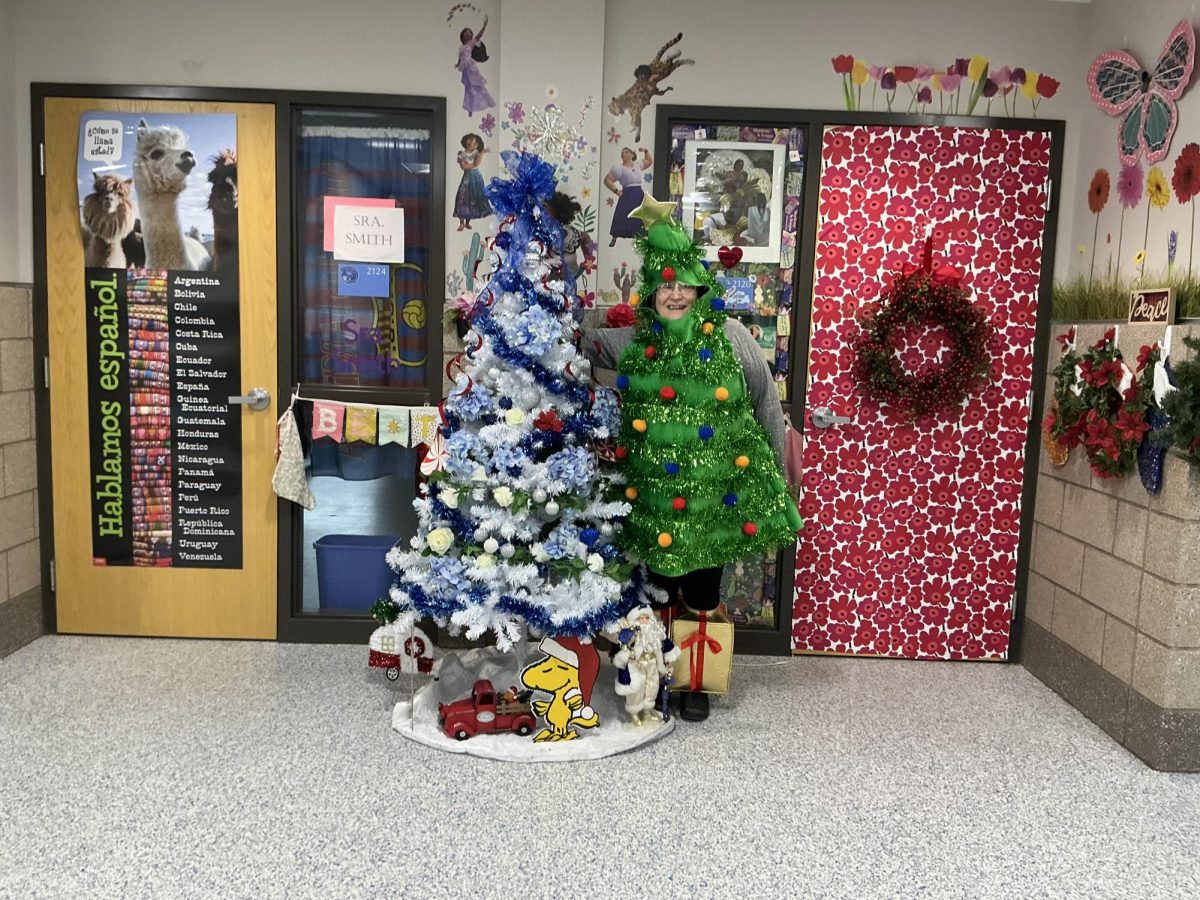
left=79, top=112, right=243, bottom=568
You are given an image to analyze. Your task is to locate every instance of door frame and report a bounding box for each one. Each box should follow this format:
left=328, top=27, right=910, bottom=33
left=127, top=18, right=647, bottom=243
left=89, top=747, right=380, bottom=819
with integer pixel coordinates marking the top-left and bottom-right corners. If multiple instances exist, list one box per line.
left=30, top=83, right=446, bottom=643
left=654, top=105, right=1066, bottom=659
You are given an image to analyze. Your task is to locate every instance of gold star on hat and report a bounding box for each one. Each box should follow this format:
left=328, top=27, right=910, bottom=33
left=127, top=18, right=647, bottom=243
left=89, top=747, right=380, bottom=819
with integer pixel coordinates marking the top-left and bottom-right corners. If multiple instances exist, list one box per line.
left=628, top=194, right=678, bottom=227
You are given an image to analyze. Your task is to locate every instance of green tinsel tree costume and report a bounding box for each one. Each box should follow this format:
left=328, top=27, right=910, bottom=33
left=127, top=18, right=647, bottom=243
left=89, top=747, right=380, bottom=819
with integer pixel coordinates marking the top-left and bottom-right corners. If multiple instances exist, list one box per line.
left=614, top=202, right=803, bottom=578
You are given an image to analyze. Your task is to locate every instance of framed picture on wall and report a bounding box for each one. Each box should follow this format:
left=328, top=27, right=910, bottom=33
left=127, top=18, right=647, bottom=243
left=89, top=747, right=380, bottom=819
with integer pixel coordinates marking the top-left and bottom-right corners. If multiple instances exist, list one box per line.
left=682, top=140, right=786, bottom=264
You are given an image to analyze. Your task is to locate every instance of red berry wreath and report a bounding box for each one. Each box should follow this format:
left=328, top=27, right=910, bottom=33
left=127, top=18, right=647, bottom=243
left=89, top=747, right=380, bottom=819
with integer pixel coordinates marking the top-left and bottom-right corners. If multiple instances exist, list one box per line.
left=851, top=262, right=993, bottom=419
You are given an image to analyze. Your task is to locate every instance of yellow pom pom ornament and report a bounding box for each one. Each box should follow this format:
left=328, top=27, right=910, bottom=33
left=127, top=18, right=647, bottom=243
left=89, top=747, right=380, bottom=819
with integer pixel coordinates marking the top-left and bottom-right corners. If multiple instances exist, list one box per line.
left=715, top=386, right=730, bottom=401
left=632, top=418, right=647, bottom=432
left=702, top=322, right=715, bottom=334
left=625, top=486, right=639, bottom=500
left=735, top=454, right=750, bottom=468
left=657, top=532, right=673, bottom=548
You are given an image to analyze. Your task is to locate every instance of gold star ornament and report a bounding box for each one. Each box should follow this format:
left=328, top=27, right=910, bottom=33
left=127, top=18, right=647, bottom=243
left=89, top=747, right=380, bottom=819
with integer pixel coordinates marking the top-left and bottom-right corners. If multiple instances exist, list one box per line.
left=628, top=194, right=678, bottom=227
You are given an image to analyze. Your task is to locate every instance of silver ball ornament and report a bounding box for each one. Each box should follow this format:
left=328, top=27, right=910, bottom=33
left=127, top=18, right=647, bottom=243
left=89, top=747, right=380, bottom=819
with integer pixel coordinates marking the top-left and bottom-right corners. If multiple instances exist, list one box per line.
left=483, top=537, right=500, bottom=554
left=500, top=543, right=516, bottom=559
left=545, top=500, right=560, bottom=516
left=532, top=488, right=548, bottom=504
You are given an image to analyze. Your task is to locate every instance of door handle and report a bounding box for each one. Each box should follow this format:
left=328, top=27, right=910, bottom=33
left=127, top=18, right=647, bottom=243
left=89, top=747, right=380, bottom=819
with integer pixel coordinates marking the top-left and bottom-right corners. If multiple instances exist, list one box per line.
left=228, top=387, right=271, bottom=411
left=811, top=406, right=851, bottom=429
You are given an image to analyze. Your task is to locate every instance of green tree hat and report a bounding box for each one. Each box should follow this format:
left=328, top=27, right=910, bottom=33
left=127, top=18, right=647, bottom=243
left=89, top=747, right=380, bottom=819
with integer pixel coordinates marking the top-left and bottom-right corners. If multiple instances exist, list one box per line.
left=630, top=196, right=723, bottom=313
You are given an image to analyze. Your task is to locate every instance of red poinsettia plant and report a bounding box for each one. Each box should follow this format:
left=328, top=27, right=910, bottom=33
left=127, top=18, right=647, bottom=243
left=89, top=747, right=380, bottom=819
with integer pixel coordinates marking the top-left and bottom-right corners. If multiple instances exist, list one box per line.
left=1043, top=327, right=1151, bottom=478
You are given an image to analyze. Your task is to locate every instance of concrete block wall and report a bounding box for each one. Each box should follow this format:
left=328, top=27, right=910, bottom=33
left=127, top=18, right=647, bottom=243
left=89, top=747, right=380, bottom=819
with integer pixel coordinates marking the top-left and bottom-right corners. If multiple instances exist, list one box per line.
left=0, top=282, right=43, bottom=658
left=1024, top=320, right=1200, bottom=771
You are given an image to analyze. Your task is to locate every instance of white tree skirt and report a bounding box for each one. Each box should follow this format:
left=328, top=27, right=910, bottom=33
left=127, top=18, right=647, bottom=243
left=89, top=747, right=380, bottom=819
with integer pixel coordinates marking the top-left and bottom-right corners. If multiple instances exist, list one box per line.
left=389, top=647, right=676, bottom=762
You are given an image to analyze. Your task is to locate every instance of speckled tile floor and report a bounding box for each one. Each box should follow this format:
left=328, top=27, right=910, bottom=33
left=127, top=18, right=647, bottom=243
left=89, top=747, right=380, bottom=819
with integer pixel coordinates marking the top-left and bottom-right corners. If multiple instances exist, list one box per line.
left=2, top=637, right=1199, bottom=899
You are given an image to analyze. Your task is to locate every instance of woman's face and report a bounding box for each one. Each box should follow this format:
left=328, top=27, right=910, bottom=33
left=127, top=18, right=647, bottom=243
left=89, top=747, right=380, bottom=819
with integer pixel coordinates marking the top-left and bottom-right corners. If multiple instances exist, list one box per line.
left=621, top=148, right=635, bottom=164
left=462, top=27, right=473, bottom=42
left=465, top=135, right=479, bottom=151
left=655, top=282, right=697, bottom=320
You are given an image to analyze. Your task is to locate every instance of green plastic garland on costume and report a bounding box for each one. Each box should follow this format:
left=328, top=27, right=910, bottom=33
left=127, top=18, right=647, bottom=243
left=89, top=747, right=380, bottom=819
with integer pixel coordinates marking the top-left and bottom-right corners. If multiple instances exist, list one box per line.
left=613, top=200, right=803, bottom=577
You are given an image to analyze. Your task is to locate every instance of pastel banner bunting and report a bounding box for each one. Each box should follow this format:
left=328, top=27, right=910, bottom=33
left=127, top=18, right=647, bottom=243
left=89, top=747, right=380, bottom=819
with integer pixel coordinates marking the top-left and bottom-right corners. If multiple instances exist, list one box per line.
left=312, top=401, right=346, bottom=442
left=378, top=406, right=410, bottom=446
left=344, top=406, right=378, bottom=444
left=411, top=407, right=441, bottom=445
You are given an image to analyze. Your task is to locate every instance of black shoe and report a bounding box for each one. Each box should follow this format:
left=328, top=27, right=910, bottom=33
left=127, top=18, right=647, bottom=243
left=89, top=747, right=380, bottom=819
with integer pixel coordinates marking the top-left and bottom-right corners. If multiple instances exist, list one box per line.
left=680, top=691, right=709, bottom=722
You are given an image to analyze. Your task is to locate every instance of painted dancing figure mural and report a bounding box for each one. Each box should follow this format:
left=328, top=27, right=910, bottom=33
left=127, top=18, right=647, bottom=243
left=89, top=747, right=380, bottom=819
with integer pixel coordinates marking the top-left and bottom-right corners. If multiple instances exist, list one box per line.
left=454, top=133, right=491, bottom=231
left=454, top=10, right=495, bottom=116
left=607, top=32, right=694, bottom=142
left=604, top=146, right=652, bottom=247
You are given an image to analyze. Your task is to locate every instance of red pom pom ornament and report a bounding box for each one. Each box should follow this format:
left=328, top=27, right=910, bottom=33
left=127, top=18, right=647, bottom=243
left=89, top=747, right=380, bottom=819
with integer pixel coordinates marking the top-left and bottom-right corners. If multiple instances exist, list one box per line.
left=659, top=386, right=676, bottom=401
left=661, top=266, right=676, bottom=281
left=644, top=345, right=657, bottom=360
left=672, top=496, right=687, bottom=511
left=743, top=522, right=758, bottom=536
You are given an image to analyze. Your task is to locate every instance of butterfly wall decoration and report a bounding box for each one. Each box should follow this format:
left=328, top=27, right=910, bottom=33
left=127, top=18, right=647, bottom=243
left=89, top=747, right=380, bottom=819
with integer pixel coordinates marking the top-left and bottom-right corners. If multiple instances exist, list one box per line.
left=1087, top=19, right=1196, bottom=166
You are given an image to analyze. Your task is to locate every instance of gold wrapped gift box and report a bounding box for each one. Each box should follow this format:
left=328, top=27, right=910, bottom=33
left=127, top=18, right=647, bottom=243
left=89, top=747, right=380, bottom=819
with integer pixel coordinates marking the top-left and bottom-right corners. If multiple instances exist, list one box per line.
left=670, top=605, right=734, bottom=695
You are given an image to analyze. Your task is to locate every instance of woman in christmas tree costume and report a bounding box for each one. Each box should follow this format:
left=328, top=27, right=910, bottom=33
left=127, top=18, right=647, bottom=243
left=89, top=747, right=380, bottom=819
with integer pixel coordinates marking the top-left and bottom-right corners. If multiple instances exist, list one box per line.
left=583, top=195, right=802, bottom=720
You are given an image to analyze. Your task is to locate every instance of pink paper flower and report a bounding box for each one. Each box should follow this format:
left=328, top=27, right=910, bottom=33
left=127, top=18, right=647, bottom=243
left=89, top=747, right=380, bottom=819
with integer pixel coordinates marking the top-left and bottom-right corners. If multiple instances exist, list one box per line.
left=993, top=66, right=1012, bottom=88
left=1117, top=161, right=1144, bottom=208
left=940, top=74, right=963, bottom=92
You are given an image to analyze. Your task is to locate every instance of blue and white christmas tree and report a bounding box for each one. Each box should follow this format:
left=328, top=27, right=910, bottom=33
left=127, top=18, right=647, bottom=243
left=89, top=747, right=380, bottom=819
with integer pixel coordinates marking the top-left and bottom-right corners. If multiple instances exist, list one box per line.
left=381, top=152, right=654, bottom=650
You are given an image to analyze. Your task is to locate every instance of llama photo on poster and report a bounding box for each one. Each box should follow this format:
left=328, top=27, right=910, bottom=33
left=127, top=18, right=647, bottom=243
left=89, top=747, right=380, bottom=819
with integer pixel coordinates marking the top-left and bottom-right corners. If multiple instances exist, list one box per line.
left=77, top=113, right=239, bottom=273
left=78, top=112, right=244, bottom=570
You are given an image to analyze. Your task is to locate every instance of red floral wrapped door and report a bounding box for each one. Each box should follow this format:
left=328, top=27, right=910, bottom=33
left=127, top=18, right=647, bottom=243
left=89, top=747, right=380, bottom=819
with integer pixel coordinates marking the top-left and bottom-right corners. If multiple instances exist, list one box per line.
left=791, top=125, right=1052, bottom=660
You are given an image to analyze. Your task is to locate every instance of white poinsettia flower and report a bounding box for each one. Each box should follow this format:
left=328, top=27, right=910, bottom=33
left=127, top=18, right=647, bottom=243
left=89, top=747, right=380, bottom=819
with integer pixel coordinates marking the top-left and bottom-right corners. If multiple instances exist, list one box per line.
left=494, top=486, right=514, bottom=507
left=441, top=488, right=459, bottom=509
left=587, top=553, right=605, bottom=573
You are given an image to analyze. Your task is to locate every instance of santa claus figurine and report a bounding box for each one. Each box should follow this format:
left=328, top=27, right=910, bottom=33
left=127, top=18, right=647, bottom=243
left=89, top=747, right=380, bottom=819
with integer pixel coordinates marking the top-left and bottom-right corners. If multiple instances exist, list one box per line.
left=613, top=607, right=680, bottom=725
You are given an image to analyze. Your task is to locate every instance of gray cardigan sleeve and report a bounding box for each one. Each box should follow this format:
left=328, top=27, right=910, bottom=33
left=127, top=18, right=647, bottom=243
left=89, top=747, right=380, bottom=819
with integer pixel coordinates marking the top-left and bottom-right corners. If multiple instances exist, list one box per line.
left=724, top=318, right=786, bottom=471
left=579, top=326, right=633, bottom=370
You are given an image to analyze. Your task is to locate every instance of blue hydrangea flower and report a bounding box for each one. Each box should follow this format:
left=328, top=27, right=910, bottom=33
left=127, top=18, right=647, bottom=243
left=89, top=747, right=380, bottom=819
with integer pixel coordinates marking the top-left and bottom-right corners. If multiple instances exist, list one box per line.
left=591, top=387, right=621, bottom=435
left=543, top=523, right=580, bottom=560
left=512, top=303, right=561, bottom=358
left=427, top=557, right=471, bottom=596
left=491, top=443, right=527, bottom=476
left=447, top=376, right=495, bottom=421
left=547, top=446, right=595, bottom=490
left=444, top=430, right=483, bottom=478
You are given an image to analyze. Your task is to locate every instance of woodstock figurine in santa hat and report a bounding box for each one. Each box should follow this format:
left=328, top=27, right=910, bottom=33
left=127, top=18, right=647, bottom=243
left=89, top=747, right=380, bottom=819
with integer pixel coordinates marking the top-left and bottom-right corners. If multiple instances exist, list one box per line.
left=520, top=635, right=600, bottom=742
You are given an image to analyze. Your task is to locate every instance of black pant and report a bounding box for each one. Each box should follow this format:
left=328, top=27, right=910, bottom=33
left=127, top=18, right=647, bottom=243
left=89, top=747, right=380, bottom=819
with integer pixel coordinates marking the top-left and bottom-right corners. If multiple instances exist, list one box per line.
left=647, top=566, right=723, bottom=613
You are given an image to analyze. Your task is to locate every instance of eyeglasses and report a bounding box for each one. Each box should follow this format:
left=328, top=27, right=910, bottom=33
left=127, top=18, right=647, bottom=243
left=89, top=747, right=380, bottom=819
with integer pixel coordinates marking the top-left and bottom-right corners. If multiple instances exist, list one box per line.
left=656, top=281, right=697, bottom=297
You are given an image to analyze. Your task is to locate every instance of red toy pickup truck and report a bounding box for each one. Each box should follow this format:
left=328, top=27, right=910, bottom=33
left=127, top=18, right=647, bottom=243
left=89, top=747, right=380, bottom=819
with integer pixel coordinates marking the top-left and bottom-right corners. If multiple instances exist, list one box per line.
left=438, top=679, right=536, bottom=740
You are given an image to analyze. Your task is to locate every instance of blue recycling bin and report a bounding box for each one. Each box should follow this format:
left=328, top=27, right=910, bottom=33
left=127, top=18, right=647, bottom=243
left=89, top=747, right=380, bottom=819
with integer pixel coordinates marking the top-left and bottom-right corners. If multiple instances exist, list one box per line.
left=313, top=534, right=398, bottom=610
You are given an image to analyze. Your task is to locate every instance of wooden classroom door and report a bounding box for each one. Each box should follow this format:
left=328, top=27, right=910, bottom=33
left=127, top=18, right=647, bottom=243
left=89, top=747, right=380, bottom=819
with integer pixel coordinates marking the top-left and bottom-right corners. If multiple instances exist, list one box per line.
left=40, top=96, right=277, bottom=638
left=791, top=123, right=1055, bottom=660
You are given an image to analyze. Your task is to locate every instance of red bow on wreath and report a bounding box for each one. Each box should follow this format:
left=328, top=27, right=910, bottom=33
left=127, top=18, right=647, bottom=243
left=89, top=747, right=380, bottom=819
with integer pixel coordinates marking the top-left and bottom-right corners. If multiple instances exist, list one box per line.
left=899, top=236, right=963, bottom=286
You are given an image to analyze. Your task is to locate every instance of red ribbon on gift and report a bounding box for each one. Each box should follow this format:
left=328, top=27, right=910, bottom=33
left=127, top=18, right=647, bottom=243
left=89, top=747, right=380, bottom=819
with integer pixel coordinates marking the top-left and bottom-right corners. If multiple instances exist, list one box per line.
left=679, top=612, right=723, bottom=691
